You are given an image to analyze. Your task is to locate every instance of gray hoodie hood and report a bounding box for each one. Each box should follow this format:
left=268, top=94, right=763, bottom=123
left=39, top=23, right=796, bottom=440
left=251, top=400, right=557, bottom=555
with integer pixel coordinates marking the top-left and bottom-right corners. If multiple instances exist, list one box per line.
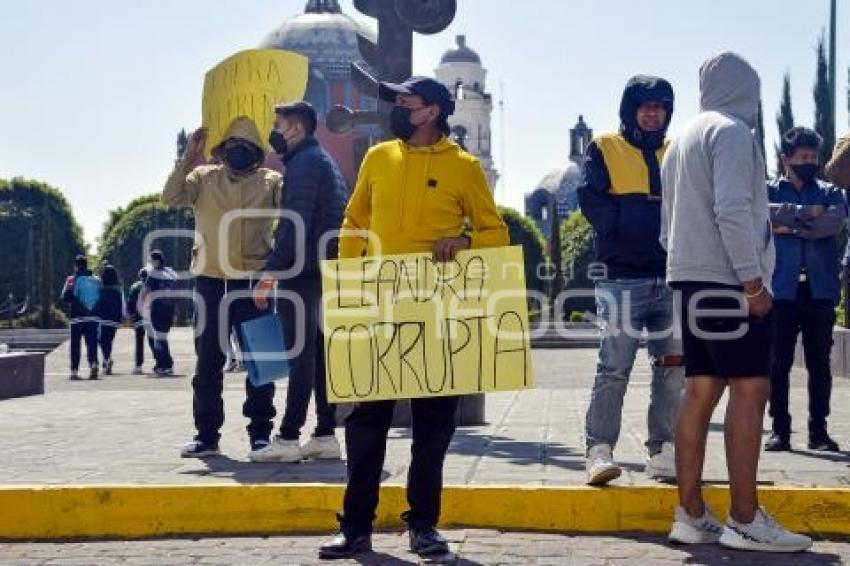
left=699, top=52, right=761, bottom=128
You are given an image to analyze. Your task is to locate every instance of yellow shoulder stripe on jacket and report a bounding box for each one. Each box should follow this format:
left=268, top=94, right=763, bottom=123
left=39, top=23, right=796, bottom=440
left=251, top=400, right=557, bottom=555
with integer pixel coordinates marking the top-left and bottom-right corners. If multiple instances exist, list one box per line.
left=595, top=133, right=668, bottom=196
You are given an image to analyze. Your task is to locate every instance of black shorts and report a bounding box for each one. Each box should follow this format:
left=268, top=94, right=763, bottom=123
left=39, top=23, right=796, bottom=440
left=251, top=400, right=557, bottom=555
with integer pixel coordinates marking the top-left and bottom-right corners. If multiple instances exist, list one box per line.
left=673, top=281, right=773, bottom=378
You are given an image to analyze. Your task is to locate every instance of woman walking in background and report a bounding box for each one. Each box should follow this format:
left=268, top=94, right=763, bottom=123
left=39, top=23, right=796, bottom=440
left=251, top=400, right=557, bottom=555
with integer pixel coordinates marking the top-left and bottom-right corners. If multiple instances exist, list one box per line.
left=96, top=264, right=124, bottom=376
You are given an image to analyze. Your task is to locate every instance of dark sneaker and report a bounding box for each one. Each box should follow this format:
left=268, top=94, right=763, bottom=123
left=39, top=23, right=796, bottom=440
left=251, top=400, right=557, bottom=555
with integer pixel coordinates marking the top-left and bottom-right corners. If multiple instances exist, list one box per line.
left=89, top=365, right=99, bottom=380
left=764, top=433, right=790, bottom=452
left=318, top=532, right=371, bottom=559
left=809, top=433, right=840, bottom=452
left=180, top=440, right=220, bottom=458
left=104, top=359, right=114, bottom=375
left=409, top=527, right=450, bottom=556
left=155, top=367, right=174, bottom=377
left=69, top=370, right=82, bottom=381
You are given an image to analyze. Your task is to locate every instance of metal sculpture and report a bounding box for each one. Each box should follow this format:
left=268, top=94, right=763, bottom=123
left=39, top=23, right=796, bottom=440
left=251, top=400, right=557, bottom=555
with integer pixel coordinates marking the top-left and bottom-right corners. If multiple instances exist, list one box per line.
left=326, top=0, right=457, bottom=137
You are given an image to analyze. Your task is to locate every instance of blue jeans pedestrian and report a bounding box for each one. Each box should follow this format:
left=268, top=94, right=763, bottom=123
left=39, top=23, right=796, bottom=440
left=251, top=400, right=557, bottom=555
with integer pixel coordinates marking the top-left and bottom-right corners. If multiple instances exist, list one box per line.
left=585, top=278, right=684, bottom=455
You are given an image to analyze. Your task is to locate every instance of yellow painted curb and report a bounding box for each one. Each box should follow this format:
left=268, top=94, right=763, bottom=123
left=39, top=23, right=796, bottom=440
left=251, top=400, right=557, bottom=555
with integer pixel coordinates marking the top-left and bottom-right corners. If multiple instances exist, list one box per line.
left=1, top=484, right=849, bottom=540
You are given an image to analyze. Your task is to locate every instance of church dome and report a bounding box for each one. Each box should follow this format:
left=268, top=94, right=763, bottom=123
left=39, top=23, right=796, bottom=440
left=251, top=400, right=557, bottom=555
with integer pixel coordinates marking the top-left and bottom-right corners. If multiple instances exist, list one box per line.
left=537, top=162, right=582, bottom=194
left=259, top=0, right=375, bottom=80
left=440, top=35, right=481, bottom=64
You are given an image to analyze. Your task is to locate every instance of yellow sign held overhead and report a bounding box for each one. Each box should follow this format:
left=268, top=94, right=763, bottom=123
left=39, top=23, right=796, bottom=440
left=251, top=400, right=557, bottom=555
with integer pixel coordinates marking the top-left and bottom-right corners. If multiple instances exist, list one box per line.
left=201, top=49, right=308, bottom=159
left=321, top=246, right=534, bottom=403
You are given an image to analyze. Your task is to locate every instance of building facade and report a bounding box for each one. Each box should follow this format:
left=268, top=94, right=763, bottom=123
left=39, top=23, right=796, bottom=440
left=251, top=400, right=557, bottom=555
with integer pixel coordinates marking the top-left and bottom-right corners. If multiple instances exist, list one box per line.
left=260, top=0, right=379, bottom=188
left=525, top=115, right=593, bottom=243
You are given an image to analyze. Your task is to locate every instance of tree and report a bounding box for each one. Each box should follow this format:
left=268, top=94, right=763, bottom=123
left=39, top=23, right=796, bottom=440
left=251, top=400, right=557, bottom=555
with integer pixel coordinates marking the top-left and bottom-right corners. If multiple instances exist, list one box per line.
left=0, top=178, right=87, bottom=327
left=497, top=206, right=548, bottom=298
left=559, top=210, right=595, bottom=319
left=98, top=195, right=194, bottom=322
left=176, top=129, right=189, bottom=161
left=814, top=33, right=836, bottom=172
left=775, top=71, right=794, bottom=176
left=756, top=100, right=767, bottom=177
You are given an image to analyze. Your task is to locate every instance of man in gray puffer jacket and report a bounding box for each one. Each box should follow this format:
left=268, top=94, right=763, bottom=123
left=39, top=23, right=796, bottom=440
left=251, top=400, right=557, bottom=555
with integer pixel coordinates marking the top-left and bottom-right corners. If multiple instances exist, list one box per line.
left=661, top=52, right=811, bottom=553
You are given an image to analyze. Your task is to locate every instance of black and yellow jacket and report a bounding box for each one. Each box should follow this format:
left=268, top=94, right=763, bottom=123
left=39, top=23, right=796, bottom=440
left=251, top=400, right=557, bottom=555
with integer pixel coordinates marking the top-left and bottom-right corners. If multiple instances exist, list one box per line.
left=577, top=75, right=674, bottom=279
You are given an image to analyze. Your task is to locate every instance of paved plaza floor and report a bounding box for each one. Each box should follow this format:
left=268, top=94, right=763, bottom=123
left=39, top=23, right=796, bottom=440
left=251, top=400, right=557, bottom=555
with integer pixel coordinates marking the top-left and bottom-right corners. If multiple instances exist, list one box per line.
left=4, top=329, right=850, bottom=564
left=1, top=328, right=849, bottom=488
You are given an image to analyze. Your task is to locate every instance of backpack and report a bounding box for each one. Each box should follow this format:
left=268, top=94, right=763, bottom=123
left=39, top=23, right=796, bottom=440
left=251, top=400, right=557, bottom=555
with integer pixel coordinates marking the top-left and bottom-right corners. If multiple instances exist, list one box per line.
left=74, top=275, right=101, bottom=312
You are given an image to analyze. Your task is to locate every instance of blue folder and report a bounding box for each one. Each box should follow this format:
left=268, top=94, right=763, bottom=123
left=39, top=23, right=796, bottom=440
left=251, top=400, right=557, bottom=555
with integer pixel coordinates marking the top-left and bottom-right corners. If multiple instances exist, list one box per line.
left=240, top=313, right=290, bottom=387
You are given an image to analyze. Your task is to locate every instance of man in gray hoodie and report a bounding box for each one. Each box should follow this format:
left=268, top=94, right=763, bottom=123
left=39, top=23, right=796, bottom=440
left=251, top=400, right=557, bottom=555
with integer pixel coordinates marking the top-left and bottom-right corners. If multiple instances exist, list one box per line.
left=661, top=52, right=811, bottom=553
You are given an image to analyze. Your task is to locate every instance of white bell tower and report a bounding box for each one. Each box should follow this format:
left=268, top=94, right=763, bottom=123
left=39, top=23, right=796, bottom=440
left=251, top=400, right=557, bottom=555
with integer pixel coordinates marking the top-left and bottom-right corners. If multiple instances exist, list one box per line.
left=435, top=35, right=499, bottom=191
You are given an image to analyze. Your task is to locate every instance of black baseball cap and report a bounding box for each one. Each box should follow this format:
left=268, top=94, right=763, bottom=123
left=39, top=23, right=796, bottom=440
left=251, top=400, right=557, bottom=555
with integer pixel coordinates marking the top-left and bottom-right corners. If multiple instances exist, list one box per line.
left=379, top=76, right=456, bottom=117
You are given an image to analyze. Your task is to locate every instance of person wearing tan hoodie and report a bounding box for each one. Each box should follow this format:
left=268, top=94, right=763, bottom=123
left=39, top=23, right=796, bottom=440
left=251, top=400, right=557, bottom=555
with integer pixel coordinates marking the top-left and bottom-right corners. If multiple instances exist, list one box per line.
left=161, top=116, right=282, bottom=459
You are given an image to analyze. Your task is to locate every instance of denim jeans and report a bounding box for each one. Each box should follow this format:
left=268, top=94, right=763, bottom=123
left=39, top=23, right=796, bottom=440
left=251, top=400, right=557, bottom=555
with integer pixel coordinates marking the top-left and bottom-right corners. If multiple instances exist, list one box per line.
left=585, top=277, right=684, bottom=455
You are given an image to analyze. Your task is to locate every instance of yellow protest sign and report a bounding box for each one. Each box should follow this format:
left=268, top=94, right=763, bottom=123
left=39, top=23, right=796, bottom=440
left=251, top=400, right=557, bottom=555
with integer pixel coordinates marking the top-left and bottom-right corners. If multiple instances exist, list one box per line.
left=321, top=246, right=534, bottom=403
left=201, top=49, right=308, bottom=158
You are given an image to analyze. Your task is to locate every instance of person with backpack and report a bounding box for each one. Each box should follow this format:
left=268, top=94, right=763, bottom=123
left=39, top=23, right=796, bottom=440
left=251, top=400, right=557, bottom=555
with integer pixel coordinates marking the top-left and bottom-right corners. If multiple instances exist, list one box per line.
left=143, top=250, right=177, bottom=376
left=95, top=264, right=125, bottom=376
left=61, top=255, right=101, bottom=380
left=126, top=268, right=149, bottom=375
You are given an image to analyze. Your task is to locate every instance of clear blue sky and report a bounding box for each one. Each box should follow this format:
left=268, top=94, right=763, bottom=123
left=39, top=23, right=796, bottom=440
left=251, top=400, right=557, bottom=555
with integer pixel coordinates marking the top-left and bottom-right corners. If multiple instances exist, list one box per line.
left=1, top=0, right=847, bottom=247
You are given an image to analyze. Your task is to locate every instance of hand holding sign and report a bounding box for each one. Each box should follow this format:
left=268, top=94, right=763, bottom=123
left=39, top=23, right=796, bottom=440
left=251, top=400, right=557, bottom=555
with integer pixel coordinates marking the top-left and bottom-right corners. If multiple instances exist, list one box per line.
left=432, top=235, right=471, bottom=262
left=183, top=127, right=207, bottom=164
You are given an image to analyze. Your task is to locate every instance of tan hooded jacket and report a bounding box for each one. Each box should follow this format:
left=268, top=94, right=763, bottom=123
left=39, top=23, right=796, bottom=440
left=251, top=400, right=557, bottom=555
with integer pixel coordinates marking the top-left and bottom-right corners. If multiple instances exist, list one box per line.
left=161, top=116, right=283, bottom=279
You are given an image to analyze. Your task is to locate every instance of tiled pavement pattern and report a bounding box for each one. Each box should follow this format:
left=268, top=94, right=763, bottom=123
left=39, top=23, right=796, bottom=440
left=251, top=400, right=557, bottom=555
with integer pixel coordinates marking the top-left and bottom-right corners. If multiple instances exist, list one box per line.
left=1, top=530, right=849, bottom=565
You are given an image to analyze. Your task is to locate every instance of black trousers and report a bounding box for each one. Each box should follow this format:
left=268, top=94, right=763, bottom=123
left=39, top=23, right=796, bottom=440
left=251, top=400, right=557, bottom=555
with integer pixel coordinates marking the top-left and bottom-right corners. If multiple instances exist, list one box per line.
left=69, top=320, right=98, bottom=370
left=192, top=276, right=276, bottom=445
left=98, top=324, right=118, bottom=362
left=341, top=396, right=460, bottom=535
left=769, top=286, right=835, bottom=436
left=133, top=324, right=146, bottom=368
left=278, top=276, right=335, bottom=440
left=148, top=309, right=174, bottom=370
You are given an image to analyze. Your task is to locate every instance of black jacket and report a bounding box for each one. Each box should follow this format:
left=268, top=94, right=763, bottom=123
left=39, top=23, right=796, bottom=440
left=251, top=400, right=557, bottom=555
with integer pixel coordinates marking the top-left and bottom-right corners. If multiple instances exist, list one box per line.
left=95, top=286, right=124, bottom=324
left=263, top=136, right=348, bottom=277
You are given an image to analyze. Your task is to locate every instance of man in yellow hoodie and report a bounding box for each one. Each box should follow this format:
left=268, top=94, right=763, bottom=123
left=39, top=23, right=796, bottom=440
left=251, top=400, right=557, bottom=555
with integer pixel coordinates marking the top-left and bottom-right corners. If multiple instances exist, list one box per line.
left=319, top=77, right=508, bottom=560
left=161, top=116, right=282, bottom=459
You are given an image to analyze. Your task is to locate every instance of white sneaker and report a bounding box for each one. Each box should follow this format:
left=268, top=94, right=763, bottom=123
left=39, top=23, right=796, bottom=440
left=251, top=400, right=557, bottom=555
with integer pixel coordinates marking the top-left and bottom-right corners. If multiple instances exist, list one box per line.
left=646, top=442, right=677, bottom=481
left=586, top=444, right=621, bottom=486
left=131, top=366, right=143, bottom=375
left=248, top=436, right=302, bottom=463
left=668, top=506, right=724, bottom=544
left=302, top=435, right=342, bottom=460
left=719, top=507, right=813, bottom=553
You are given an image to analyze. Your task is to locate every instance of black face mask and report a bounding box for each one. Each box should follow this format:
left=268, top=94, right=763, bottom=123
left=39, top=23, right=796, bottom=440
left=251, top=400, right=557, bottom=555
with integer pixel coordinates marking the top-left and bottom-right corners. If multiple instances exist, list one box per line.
left=390, top=106, right=417, bottom=141
left=791, top=163, right=819, bottom=184
left=268, top=130, right=288, bottom=156
left=224, top=144, right=259, bottom=172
